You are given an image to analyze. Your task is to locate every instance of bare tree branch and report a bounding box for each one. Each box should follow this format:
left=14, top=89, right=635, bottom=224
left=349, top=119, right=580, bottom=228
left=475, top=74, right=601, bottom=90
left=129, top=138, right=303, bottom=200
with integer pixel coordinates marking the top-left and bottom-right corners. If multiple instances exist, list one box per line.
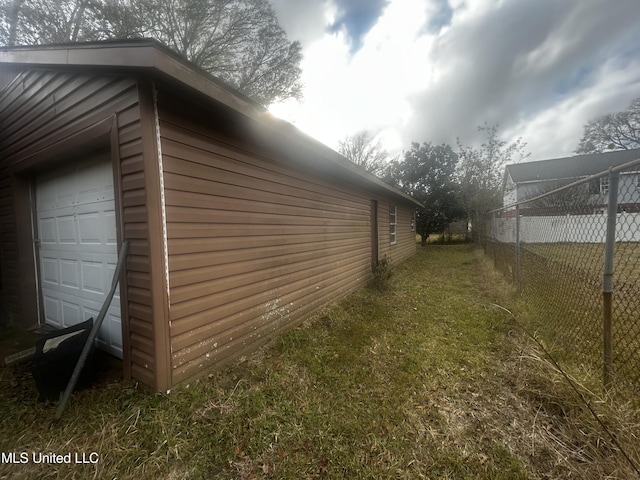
left=0, top=0, right=303, bottom=106
left=338, top=131, right=390, bottom=177
left=575, top=97, right=640, bottom=154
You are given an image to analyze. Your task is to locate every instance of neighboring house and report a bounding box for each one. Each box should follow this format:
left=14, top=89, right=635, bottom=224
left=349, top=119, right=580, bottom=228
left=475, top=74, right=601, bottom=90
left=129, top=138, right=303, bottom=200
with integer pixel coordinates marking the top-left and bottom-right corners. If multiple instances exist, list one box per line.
left=503, top=149, right=640, bottom=212
left=0, top=40, right=421, bottom=392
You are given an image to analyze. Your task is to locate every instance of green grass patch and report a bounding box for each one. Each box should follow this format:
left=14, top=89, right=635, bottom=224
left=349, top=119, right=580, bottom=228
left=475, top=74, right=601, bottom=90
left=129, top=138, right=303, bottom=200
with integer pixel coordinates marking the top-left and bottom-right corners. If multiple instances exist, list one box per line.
left=0, top=245, right=638, bottom=479
left=509, top=242, right=640, bottom=392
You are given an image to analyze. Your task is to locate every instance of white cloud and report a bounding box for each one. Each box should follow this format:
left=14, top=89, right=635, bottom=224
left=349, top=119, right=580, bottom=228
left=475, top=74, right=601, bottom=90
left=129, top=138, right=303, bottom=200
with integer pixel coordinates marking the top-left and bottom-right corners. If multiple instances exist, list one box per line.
left=271, top=0, right=640, bottom=161
left=269, top=0, right=329, bottom=49
left=506, top=53, right=640, bottom=161
left=270, top=0, right=433, bottom=153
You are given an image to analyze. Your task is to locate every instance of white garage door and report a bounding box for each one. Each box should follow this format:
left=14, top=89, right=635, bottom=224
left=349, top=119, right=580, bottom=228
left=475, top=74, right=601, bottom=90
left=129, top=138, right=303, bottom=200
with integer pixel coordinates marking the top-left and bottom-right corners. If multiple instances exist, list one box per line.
left=36, top=153, right=123, bottom=358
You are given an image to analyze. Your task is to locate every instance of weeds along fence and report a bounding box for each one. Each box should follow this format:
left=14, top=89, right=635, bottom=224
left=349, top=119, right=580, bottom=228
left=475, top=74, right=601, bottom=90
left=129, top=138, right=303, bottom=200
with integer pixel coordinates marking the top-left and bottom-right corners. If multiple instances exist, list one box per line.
left=482, top=157, right=640, bottom=394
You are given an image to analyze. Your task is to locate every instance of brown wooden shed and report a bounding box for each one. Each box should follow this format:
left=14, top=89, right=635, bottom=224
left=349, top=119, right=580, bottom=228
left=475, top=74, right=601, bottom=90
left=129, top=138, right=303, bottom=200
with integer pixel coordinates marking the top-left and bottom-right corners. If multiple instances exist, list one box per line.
left=0, top=39, right=422, bottom=392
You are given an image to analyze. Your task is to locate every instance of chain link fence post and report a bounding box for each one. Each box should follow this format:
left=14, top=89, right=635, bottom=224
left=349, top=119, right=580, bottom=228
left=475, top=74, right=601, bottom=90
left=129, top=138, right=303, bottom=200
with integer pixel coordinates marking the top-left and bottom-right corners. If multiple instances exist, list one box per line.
left=515, top=204, right=521, bottom=293
left=492, top=211, right=497, bottom=268
left=603, top=169, right=619, bottom=390
left=483, top=155, right=640, bottom=394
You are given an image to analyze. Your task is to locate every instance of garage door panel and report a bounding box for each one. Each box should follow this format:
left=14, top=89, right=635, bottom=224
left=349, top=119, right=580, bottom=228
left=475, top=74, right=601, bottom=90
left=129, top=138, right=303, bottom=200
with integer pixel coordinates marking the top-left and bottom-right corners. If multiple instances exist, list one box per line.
left=106, top=263, right=120, bottom=298
left=105, top=211, right=117, bottom=245
left=41, top=257, right=59, bottom=286
left=38, top=249, right=115, bottom=261
left=36, top=153, right=122, bottom=358
left=77, top=191, right=115, bottom=205
left=36, top=178, right=57, bottom=212
left=43, top=280, right=121, bottom=353
left=57, top=215, right=78, bottom=244
left=108, top=313, right=123, bottom=352
left=55, top=174, right=76, bottom=209
left=42, top=260, right=119, bottom=302
left=77, top=160, right=114, bottom=203
left=39, top=217, right=57, bottom=244
left=78, top=212, right=103, bottom=244
left=84, top=305, right=122, bottom=357
left=43, top=296, right=62, bottom=327
left=81, top=260, right=107, bottom=294
left=60, top=259, right=80, bottom=289
left=61, top=300, right=81, bottom=327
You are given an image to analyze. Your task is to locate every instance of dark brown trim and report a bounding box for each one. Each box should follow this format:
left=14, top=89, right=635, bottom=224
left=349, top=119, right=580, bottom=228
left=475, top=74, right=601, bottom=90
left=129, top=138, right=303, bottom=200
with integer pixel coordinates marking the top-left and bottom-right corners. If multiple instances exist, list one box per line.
left=111, top=115, right=131, bottom=380
left=11, top=116, right=113, bottom=175
left=12, top=174, right=39, bottom=328
left=138, top=79, right=171, bottom=392
left=0, top=41, right=262, bottom=120
left=15, top=115, right=128, bottom=356
left=29, top=179, right=42, bottom=326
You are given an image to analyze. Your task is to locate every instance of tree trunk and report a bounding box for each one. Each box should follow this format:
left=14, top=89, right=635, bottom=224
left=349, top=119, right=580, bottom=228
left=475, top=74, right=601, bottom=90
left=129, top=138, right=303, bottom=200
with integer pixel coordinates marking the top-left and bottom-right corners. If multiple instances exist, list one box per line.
left=7, top=0, right=25, bottom=46
left=70, top=0, right=90, bottom=42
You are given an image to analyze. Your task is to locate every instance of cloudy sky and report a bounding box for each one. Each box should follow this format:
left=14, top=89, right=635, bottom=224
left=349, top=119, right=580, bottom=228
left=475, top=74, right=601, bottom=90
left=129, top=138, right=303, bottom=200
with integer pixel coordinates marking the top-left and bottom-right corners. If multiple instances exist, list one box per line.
left=268, top=0, right=640, bottom=162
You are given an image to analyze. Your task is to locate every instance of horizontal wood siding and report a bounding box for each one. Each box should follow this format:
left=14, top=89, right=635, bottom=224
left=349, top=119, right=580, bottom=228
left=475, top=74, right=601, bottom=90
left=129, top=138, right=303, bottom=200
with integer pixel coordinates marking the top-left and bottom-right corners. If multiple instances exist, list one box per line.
left=0, top=69, right=156, bottom=387
left=377, top=200, right=416, bottom=266
left=378, top=201, right=391, bottom=261
left=392, top=203, right=417, bottom=264
left=157, top=109, right=378, bottom=385
left=117, top=102, right=156, bottom=387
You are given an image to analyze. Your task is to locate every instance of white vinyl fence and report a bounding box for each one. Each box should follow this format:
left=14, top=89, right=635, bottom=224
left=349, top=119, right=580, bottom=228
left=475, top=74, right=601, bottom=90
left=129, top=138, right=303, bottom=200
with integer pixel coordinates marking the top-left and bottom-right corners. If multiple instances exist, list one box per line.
left=492, top=213, right=640, bottom=244
left=483, top=159, right=640, bottom=395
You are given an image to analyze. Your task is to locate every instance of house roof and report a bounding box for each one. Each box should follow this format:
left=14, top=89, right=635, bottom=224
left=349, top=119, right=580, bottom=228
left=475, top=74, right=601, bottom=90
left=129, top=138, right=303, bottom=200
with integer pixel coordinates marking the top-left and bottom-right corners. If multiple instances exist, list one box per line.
left=0, top=39, right=422, bottom=207
left=505, top=148, right=640, bottom=184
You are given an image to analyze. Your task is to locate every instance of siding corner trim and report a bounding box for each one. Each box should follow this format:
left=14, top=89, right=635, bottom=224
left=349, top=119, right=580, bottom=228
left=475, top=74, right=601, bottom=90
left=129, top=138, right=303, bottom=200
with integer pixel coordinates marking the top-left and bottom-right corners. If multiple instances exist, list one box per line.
left=138, top=79, right=172, bottom=392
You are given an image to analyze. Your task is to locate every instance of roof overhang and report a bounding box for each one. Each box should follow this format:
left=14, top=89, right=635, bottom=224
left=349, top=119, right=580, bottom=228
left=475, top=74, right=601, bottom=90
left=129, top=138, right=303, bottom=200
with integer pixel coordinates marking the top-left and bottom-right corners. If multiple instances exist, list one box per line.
left=0, top=39, right=423, bottom=208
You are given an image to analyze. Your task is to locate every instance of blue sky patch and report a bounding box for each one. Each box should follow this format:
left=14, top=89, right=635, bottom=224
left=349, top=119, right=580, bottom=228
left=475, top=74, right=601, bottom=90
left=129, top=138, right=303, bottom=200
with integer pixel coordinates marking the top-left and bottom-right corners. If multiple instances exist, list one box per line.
left=329, top=0, right=389, bottom=54
left=426, top=0, right=453, bottom=34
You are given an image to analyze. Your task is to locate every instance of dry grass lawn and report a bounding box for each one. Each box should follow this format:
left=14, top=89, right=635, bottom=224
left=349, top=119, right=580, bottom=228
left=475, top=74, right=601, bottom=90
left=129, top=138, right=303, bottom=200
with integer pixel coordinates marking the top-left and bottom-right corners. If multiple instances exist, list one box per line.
left=0, top=244, right=638, bottom=479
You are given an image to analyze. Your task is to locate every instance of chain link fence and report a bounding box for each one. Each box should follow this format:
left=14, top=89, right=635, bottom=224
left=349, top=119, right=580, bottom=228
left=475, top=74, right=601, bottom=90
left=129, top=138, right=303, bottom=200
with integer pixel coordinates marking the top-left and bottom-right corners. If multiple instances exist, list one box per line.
left=481, top=158, right=640, bottom=394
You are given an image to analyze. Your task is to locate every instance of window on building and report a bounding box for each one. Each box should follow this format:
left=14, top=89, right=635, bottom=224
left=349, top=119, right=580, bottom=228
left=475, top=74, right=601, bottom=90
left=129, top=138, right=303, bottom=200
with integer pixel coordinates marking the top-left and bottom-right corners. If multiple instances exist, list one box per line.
left=600, top=177, right=609, bottom=194
left=390, top=205, right=397, bottom=244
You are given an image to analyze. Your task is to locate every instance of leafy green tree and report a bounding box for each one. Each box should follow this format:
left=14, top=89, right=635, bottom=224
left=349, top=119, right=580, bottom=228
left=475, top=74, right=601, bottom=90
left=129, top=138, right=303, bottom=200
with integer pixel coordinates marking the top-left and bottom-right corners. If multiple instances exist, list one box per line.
left=575, top=97, right=640, bottom=154
left=389, top=142, right=464, bottom=246
left=456, top=124, right=529, bottom=239
left=0, top=0, right=303, bottom=105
